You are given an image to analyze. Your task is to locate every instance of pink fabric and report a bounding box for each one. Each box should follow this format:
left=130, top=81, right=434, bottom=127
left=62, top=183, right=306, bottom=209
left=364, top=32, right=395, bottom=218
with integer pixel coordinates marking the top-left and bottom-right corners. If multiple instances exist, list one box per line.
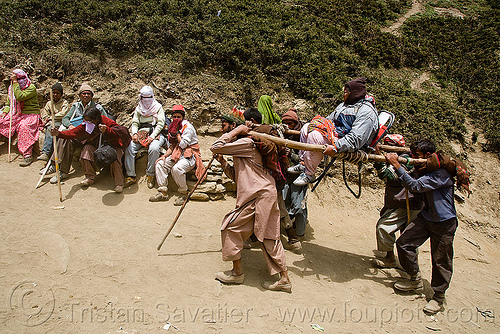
left=220, top=198, right=287, bottom=275
left=299, top=123, right=329, bottom=175
left=13, top=69, right=31, bottom=90
left=0, top=113, right=41, bottom=157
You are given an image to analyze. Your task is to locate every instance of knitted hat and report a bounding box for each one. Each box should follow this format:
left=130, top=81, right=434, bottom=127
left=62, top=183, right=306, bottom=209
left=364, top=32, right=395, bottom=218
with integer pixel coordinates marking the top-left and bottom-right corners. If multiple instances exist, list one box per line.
left=222, top=106, right=245, bottom=125
left=344, top=77, right=367, bottom=105
left=51, top=83, right=63, bottom=94
left=171, top=104, right=185, bottom=117
left=281, top=108, right=299, bottom=125
left=78, top=82, right=94, bottom=95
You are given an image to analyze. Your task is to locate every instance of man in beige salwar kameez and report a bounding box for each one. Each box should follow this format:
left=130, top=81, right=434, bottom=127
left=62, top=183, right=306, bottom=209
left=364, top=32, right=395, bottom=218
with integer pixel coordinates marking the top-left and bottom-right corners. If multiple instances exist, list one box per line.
left=211, top=124, right=292, bottom=292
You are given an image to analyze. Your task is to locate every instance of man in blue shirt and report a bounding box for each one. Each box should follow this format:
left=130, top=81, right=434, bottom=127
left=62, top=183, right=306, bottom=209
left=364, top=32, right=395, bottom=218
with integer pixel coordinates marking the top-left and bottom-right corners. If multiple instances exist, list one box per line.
left=385, top=139, right=458, bottom=315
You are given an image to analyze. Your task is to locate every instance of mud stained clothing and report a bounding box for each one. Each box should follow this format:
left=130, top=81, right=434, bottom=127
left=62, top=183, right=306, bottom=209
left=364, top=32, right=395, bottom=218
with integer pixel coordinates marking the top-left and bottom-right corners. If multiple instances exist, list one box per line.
left=211, top=133, right=287, bottom=275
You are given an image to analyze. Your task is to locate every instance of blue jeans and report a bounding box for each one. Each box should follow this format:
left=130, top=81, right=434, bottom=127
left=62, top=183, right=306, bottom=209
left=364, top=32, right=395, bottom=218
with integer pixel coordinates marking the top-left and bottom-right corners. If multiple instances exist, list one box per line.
left=124, top=134, right=166, bottom=177
left=41, top=124, right=58, bottom=155
left=282, top=182, right=308, bottom=236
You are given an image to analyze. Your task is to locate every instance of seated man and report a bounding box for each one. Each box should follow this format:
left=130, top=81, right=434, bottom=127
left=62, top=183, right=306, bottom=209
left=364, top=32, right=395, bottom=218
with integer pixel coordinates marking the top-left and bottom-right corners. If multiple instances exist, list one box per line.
left=41, top=83, right=111, bottom=183
left=149, top=105, right=204, bottom=205
left=123, top=85, right=167, bottom=189
left=38, top=83, right=69, bottom=161
left=291, top=77, right=379, bottom=186
left=51, top=106, right=126, bottom=193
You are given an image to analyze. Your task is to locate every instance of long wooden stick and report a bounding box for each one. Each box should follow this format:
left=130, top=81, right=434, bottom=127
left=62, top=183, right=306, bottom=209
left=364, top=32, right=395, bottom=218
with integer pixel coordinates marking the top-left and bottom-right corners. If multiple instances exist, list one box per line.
left=49, top=91, right=63, bottom=202
left=284, top=129, right=411, bottom=153
left=157, top=155, right=216, bottom=251
left=249, top=131, right=426, bottom=165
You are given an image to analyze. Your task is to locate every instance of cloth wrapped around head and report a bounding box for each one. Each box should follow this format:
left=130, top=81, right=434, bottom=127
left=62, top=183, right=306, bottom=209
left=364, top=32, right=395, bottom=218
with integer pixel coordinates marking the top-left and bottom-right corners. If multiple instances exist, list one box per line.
left=13, top=69, right=31, bottom=90
left=257, top=95, right=281, bottom=124
left=344, top=77, right=367, bottom=105
left=137, top=85, right=161, bottom=122
left=167, top=118, right=183, bottom=145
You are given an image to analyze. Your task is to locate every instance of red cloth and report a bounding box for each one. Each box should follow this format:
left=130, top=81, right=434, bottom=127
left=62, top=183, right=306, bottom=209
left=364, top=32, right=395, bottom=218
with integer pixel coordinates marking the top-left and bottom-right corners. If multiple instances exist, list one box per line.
left=57, top=115, right=125, bottom=148
left=168, top=118, right=183, bottom=145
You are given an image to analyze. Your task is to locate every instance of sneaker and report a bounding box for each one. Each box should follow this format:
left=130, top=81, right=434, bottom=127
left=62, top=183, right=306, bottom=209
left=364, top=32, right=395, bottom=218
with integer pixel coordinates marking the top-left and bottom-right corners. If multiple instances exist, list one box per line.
left=174, top=195, right=187, bottom=206
left=287, top=163, right=305, bottom=174
left=215, top=270, right=245, bottom=284
left=50, top=172, right=69, bottom=184
left=37, top=153, right=50, bottom=161
left=293, top=172, right=314, bottom=186
left=394, top=276, right=423, bottom=292
left=149, top=192, right=168, bottom=202
left=80, top=178, right=95, bottom=187
left=19, top=156, right=33, bottom=167
left=423, top=299, right=444, bottom=315
left=262, top=280, right=292, bottom=293
left=123, top=176, right=136, bottom=188
left=113, top=185, right=123, bottom=193
left=146, top=175, right=155, bottom=189
left=39, top=164, right=56, bottom=175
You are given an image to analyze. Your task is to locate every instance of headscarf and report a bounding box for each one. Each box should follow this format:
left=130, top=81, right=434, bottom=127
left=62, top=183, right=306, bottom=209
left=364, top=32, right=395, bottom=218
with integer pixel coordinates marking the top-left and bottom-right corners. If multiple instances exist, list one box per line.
left=8, top=69, right=32, bottom=115
left=344, top=77, right=367, bottom=105
left=137, top=85, right=161, bottom=121
left=257, top=95, right=281, bottom=124
left=13, top=69, right=31, bottom=90
left=281, top=108, right=300, bottom=129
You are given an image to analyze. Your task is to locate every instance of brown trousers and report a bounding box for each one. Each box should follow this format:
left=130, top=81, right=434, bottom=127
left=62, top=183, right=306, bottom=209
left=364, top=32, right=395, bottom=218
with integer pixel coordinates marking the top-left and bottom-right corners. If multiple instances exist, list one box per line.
left=396, top=215, right=458, bottom=301
left=80, top=144, right=124, bottom=187
left=221, top=200, right=287, bottom=276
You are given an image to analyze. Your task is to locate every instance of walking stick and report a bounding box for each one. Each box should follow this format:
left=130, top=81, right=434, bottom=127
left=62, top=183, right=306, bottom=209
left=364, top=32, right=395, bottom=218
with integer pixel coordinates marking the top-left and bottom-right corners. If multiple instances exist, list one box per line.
left=157, top=155, right=216, bottom=251
left=49, top=91, right=63, bottom=202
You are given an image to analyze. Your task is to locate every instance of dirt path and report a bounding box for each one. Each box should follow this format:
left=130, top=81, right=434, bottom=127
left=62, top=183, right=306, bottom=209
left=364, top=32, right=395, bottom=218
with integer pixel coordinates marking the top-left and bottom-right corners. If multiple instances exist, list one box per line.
left=382, top=0, right=425, bottom=35
left=0, top=135, right=499, bottom=333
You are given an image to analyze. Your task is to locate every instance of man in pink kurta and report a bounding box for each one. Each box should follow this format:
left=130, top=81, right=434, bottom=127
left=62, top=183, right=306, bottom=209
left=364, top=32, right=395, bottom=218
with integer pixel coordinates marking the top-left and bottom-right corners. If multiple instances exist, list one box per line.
left=211, top=123, right=291, bottom=292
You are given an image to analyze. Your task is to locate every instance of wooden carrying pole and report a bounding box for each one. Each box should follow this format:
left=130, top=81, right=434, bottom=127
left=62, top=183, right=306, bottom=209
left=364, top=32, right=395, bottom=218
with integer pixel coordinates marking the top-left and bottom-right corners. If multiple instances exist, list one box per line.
left=282, top=129, right=411, bottom=153
left=49, top=91, right=63, bottom=202
left=249, top=131, right=426, bottom=165
left=157, top=155, right=216, bottom=251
